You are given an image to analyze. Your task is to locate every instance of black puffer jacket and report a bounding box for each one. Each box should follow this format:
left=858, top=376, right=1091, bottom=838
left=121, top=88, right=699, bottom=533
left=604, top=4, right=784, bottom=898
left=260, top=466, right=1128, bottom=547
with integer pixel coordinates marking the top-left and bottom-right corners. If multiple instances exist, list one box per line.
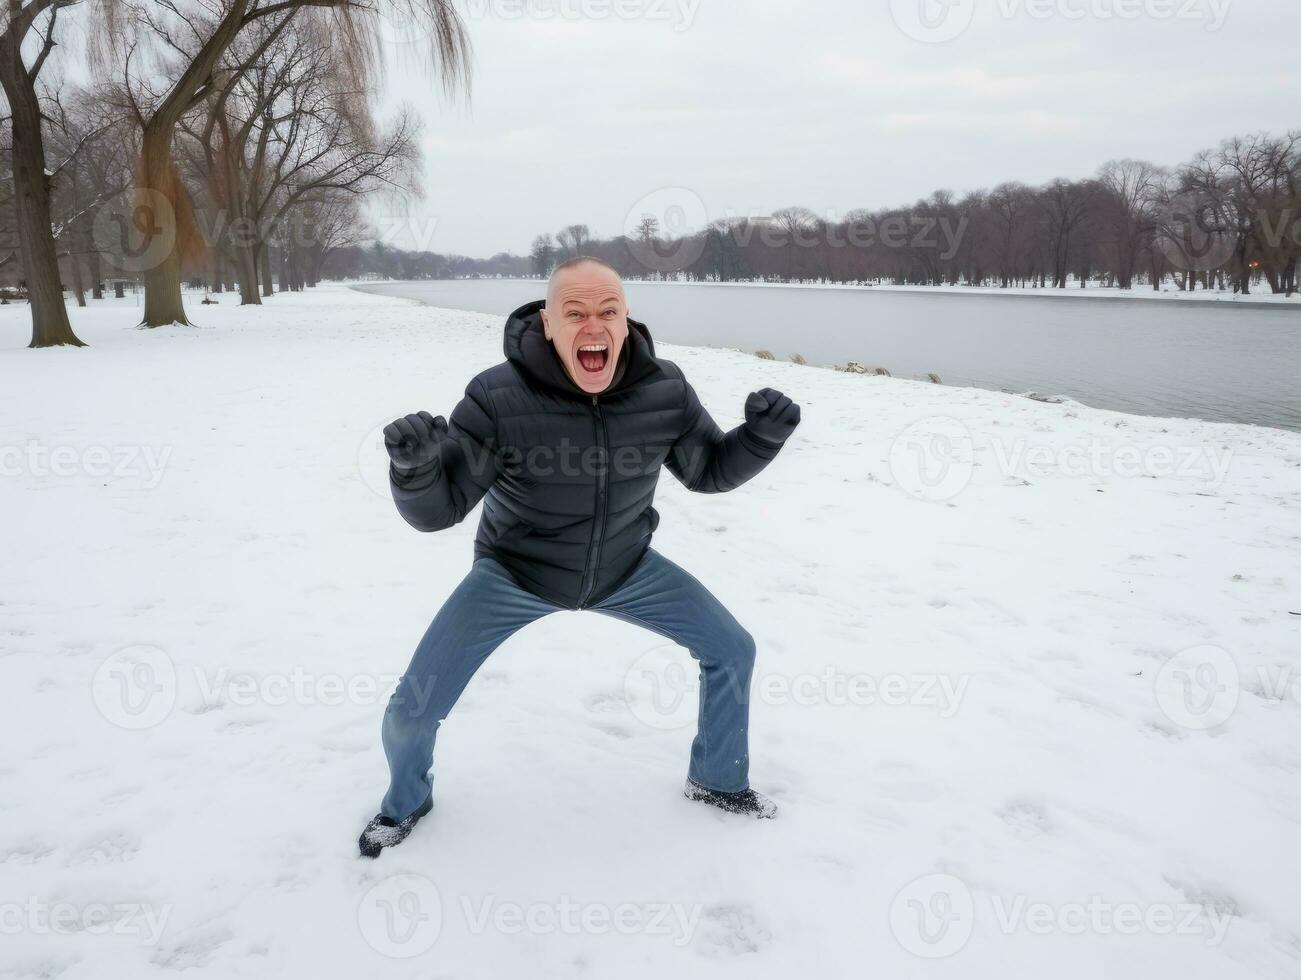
left=391, top=300, right=789, bottom=609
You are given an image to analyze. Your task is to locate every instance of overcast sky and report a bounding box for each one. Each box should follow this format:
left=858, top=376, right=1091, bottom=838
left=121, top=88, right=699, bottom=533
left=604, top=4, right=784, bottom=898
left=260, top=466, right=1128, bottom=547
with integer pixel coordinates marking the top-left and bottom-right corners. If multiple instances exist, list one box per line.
left=373, top=0, right=1298, bottom=257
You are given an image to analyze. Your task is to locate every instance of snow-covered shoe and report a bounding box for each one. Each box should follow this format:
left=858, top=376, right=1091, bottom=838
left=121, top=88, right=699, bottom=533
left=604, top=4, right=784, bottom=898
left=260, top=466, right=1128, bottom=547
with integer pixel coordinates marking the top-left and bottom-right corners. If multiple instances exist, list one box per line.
left=358, top=796, right=433, bottom=858
left=684, top=778, right=777, bottom=819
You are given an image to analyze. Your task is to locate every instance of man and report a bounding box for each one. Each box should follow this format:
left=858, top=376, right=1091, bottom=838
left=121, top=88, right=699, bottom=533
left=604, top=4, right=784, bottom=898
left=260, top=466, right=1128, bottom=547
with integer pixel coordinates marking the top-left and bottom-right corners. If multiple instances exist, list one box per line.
left=359, top=257, right=801, bottom=858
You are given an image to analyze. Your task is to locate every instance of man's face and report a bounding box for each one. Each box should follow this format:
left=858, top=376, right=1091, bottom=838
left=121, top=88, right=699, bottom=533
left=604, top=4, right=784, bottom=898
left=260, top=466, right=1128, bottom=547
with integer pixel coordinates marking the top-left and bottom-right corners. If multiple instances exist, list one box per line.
left=541, top=263, right=630, bottom=395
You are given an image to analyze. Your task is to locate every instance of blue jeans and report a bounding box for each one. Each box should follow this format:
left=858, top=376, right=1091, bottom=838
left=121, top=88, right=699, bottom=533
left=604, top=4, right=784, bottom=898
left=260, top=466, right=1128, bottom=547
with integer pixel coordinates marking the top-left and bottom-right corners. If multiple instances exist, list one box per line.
left=380, top=549, right=756, bottom=819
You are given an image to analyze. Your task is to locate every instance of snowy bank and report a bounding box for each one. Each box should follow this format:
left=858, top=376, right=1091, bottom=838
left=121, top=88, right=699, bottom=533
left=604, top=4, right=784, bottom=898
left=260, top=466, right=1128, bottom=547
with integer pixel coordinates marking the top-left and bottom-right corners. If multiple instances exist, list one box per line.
left=2, top=284, right=1300, bottom=979
left=416, top=275, right=1301, bottom=307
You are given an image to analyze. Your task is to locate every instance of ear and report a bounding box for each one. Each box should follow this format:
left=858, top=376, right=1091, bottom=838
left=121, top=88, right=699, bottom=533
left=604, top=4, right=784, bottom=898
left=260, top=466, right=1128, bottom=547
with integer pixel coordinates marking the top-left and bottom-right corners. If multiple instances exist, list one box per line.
left=540, top=308, right=552, bottom=341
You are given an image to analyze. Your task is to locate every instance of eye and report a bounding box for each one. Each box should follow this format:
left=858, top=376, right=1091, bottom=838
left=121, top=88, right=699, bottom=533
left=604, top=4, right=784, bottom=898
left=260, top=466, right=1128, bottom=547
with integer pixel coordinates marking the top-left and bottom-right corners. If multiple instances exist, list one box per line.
left=567, top=311, right=583, bottom=319
left=601, top=309, right=617, bottom=318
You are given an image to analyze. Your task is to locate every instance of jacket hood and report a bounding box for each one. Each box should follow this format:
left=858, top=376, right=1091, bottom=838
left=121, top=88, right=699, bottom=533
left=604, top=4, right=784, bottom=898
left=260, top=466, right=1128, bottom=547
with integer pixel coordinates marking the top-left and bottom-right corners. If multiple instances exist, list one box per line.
left=504, top=299, right=659, bottom=398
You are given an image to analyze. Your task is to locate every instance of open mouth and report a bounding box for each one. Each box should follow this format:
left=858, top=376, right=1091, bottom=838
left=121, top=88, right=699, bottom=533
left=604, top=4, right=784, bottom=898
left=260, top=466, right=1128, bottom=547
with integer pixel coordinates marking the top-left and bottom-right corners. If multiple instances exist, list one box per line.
left=576, top=343, right=610, bottom=376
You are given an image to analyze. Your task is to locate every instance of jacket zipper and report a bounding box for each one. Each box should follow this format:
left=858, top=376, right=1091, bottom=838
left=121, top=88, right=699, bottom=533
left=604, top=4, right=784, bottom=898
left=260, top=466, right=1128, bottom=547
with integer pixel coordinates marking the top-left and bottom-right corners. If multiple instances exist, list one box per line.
left=576, top=394, right=609, bottom=609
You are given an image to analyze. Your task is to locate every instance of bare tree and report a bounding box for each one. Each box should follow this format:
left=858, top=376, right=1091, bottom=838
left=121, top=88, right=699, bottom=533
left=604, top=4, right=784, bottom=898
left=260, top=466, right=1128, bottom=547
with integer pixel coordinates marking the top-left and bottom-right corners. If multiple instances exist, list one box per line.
left=295, top=190, right=360, bottom=286
left=556, top=223, right=589, bottom=258
left=529, top=232, right=555, bottom=277
left=1037, top=179, right=1099, bottom=289
left=105, top=0, right=469, bottom=327
left=987, top=182, right=1035, bottom=287
left=770, top=206, right=818, bottom=280
left=1097, top=159, right=1162, bottom=290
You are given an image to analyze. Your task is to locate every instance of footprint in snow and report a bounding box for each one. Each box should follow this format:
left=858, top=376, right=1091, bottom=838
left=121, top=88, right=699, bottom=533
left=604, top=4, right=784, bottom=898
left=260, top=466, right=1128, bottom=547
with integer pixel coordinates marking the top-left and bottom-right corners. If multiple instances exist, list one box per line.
left=66, top=830, right=142, bottom=866
left=150, top=925, right=235, bottom=971
left=3, top=955, right=80, bottom=979
left=582, top=690, right=624, bottom=713
left=476, top=670, right=510, bottom=688
left=694, top=904, right=771, bottom=957
left=0, top=837, right=56, bottom=865
left=998, top=799, right=1053, bottom=839
left=589, top=721, right=633, bottom=740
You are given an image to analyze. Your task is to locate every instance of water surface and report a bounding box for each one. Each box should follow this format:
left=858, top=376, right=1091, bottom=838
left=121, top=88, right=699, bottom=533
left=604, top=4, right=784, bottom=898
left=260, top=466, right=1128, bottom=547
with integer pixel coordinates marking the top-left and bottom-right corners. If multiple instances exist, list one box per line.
left=355, top=280, right=1300, bottom=431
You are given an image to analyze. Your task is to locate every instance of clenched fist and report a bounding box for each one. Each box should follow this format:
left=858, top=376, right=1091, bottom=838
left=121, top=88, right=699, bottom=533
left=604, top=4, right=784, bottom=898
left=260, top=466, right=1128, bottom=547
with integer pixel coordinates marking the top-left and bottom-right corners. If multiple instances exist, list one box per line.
left=384, top=411, right=448, bottom=481
left=743, top=388, right=801, bottom=446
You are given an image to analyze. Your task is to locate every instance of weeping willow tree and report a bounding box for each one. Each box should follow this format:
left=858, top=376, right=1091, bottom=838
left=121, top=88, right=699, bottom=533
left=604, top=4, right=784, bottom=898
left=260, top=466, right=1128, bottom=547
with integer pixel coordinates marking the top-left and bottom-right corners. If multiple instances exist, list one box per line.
left=0, top=0, right=87, bottom=347
left=180, top=17, right=421, bottom=306
left=101, top=0, right=469, bottom=327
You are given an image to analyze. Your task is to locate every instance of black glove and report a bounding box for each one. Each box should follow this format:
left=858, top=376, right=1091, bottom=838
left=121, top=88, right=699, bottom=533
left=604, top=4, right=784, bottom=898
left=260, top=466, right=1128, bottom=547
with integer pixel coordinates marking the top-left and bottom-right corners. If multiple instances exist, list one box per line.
left=743, top=388, right=801, bottom=446
left=383, top=411, right=448, bottom=483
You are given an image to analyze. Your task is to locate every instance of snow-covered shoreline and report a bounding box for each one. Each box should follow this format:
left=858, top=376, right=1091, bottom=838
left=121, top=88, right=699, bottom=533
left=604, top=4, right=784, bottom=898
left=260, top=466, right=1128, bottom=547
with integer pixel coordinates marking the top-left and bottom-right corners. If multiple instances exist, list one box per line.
left=3, top=285, right=1300, bottom=979
left=369, top=276, right=1301, bottom=308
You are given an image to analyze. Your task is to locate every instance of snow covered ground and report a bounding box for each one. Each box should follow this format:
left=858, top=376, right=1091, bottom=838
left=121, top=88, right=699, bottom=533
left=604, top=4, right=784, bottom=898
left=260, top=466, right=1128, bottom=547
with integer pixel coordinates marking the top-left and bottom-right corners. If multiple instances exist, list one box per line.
left=2, top=284, right=1300, bottom=979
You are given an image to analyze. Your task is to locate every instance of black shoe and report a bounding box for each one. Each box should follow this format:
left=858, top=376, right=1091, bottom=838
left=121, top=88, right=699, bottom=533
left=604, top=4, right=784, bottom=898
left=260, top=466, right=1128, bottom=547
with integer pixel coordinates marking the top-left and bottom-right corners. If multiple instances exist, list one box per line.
left=684, top=778, right=777, bottom=819
left=358, top=796, right=434, bottom=858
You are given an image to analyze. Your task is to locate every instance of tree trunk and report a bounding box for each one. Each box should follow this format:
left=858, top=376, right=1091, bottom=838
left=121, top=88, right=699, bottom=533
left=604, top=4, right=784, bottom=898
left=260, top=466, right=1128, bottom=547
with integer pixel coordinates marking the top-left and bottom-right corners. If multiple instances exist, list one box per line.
left=259, top=244, right=274, bottom=297
left=137, top=125, right=193, bottom=325
left=235, top=243, right=261, bottom=304
left=134, top=0, right=254, bottom=325
left=0, top=38, right=85, bottom=347
left=70, top=248, right=86, bottom=306
left=217, top=115, right=262, bottom=306
left=141, top=246, right=190, bottom=326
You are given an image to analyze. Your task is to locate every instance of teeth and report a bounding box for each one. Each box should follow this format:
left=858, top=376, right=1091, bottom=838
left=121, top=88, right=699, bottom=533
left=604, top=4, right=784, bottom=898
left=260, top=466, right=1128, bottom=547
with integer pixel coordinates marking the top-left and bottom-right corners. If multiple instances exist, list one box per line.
left=578, top=344, right=608, bottom=352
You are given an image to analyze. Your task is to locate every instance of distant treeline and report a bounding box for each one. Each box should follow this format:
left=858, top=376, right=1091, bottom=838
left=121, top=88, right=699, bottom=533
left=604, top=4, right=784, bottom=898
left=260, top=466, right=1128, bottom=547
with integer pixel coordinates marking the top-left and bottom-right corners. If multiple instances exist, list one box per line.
left=323, top=243, right=533, bottom=281
left=332, top=130, right=1299, bottom=297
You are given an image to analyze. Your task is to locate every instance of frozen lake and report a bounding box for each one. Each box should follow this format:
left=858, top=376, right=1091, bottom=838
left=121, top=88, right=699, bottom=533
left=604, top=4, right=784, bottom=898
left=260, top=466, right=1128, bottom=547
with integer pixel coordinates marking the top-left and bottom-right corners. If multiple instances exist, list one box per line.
left=355, top=280, right=1301, bottom=432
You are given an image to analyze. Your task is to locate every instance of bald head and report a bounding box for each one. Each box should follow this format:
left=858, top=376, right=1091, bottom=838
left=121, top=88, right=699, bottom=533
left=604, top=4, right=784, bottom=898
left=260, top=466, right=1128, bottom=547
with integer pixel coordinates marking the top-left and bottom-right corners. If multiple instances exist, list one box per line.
left=540, top=257, right=631, bottom=395
left=546, top=256, right=624, bottom=309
